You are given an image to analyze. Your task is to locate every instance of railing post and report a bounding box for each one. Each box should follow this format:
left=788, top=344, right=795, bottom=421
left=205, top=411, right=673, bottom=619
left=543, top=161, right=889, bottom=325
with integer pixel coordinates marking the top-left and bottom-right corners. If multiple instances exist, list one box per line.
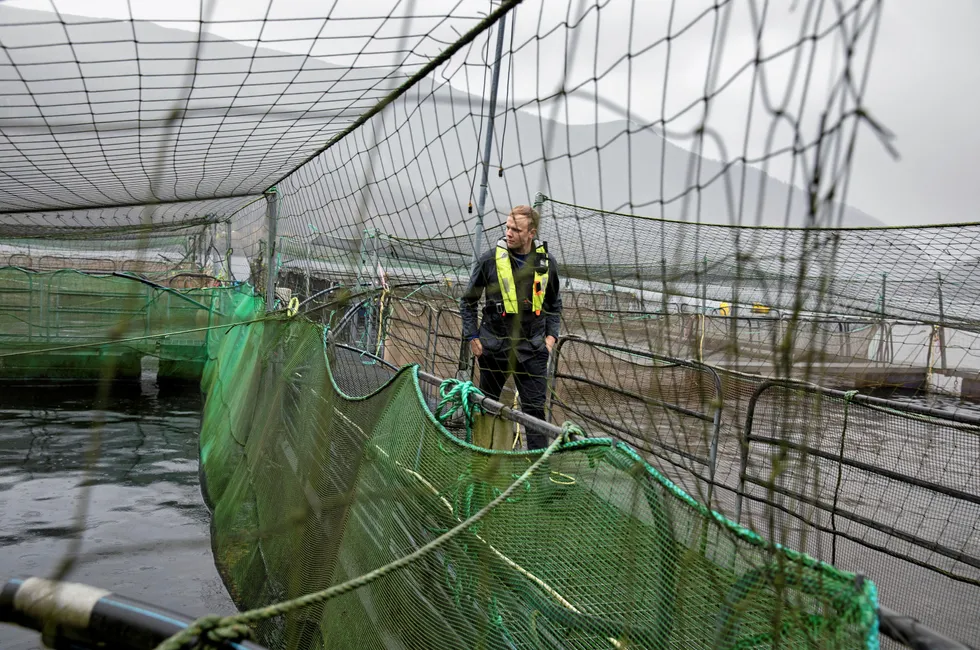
left=734, top=380, right=773, bottom=525
left=544, top=335, right=569, bottom=423
left=264, top=188, right=279, bottom=312
left=937, top=272, right=948, bottom=372
left=430, top=307, right=442, bottom=377
left=926, top=324, right=937, bottom=391
left=225, top=219, right=234, bottom=281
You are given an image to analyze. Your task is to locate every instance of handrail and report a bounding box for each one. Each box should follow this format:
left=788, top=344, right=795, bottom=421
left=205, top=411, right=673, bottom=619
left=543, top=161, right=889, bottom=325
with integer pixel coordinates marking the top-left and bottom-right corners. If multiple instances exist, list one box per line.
left=333, top=342, right=579, bottom=445
left=879, top=605, right=977, bottom=650
left=546, top=334, right=724, bottom=503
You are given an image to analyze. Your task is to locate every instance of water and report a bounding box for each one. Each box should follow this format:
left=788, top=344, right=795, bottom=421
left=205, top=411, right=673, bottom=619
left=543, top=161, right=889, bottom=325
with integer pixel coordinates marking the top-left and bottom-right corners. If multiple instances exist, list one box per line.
left=0, top=381, right=236, bottom=650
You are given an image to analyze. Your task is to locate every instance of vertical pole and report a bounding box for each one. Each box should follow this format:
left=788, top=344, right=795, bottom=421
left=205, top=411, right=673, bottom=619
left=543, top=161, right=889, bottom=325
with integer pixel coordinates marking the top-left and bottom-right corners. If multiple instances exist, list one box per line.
left=305, top=239, right=312, bottom=298
left=225, top=220, right=234, bottom=281
left=468, top=11, right=508, bottom=272
left=210, top=222, right=220, bottom=275
left=264, top=188, right=279, bottom=312
left=937, top=272, right=948, bottom=372
left=878, top=272, right=887, bottom=364
left=701, top=255, right=708, bottom=363
left=460, top=10, right=508, bottom=378
left=701, top=255, right=707, bottom=313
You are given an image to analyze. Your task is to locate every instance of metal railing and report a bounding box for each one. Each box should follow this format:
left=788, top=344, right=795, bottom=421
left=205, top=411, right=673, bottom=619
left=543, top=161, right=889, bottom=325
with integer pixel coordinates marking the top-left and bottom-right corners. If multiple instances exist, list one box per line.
left=735, top=378, right=980, bottom=648
left=332, top=320, right=977, bottom=650
left=546, top=335, right=724, bottom=503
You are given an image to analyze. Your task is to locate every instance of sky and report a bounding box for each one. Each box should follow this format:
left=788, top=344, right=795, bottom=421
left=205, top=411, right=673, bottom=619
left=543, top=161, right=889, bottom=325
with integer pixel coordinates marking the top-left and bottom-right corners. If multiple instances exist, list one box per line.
left=2, top=0, right=979, bottom=226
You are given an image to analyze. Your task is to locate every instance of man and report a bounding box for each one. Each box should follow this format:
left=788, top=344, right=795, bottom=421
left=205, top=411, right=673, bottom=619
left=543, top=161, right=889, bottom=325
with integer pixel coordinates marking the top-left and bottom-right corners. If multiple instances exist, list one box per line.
left=460, top=204, right=562, bottom=449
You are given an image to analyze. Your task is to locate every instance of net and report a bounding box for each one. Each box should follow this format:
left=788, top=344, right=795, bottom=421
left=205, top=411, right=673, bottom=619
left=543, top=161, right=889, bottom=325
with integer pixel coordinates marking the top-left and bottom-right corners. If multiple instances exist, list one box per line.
left=200, top=317, right=880, bottom=650
left=0, top=0, right=977, bottom=648
left=738, top=382, right=980, bottom=644
left=0, top=268, right=263, bottom=380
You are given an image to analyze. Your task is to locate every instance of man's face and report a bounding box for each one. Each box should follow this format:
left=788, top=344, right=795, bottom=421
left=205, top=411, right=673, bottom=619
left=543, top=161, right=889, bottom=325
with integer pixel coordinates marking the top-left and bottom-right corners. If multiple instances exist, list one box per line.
left=505, top=212, right=535, bottom=252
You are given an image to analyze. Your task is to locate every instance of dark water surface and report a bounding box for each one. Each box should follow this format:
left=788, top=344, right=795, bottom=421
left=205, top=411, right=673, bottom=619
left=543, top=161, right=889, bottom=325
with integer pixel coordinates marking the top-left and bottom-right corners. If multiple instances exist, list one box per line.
left=0, top=381, right=236, bottom=650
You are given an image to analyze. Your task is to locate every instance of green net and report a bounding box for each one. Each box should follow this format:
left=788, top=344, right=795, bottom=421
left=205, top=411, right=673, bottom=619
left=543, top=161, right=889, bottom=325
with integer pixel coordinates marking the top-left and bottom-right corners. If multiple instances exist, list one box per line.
left=200, top=317, right=879, bottom=650
left=0, top=268, right=264, bottom=380
left=1, top=1, right=976, bottom=648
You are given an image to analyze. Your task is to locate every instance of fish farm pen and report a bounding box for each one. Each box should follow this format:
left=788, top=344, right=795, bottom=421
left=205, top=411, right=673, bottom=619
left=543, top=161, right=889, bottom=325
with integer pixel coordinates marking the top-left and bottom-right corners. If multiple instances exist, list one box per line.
left=0, top=1, right=978, bottom=650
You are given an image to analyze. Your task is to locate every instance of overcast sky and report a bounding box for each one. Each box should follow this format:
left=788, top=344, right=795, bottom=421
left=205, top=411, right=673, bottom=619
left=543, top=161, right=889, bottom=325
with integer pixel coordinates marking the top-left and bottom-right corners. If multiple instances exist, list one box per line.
left=3, top=0, right=979, bottom=226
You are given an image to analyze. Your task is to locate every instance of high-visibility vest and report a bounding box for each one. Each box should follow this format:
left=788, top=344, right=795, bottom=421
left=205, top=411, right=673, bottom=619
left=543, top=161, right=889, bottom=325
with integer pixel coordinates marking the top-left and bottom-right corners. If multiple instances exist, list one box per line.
left=494, top=239, right=549, bottom=316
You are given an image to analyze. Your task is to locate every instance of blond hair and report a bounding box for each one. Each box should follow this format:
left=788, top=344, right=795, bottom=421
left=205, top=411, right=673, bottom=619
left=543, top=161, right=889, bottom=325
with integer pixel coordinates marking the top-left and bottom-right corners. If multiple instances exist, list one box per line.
left=510, top=204, right=540, bottom=234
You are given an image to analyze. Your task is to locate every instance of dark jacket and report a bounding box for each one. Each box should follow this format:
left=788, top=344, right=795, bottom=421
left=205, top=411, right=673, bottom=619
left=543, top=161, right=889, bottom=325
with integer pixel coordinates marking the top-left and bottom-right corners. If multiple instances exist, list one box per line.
left=460, top=243, right=562, bottom=361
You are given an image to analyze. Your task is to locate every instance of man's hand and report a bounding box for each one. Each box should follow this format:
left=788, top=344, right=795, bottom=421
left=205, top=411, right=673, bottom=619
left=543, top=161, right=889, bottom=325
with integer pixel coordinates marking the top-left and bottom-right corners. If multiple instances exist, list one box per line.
left=545, top=335, right=556, bottom=353
left=469, top=338, right=483, bottom=358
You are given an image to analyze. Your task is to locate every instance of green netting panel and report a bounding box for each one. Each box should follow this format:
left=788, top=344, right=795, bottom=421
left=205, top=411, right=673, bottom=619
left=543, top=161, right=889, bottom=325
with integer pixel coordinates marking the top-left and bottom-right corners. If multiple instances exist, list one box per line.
left=0, top=268, right=264, bottom=380
left=200, top=318, right=879, bottom=650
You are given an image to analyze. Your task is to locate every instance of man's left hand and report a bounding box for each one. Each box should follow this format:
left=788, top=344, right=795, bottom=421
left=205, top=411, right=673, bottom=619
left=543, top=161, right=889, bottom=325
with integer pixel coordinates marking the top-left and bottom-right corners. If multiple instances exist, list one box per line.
left=545, top=336, right=556, bottom=353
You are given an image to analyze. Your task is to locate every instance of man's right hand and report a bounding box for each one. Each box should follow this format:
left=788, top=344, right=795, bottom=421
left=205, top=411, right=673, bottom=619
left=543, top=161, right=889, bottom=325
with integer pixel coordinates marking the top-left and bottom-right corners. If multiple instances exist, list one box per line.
left=469, top=338, right=483, bottom=358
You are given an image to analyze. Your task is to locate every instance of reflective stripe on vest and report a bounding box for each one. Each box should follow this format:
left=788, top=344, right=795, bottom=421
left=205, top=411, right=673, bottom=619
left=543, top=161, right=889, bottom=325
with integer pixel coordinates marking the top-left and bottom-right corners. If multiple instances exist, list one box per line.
left=494, top=239, right=549, bottom=316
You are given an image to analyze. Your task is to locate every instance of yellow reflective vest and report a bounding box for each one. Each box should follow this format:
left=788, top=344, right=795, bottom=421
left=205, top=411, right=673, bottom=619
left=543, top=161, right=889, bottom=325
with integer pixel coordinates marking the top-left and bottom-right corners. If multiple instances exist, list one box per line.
left=494, top=239, right=549, bottom=316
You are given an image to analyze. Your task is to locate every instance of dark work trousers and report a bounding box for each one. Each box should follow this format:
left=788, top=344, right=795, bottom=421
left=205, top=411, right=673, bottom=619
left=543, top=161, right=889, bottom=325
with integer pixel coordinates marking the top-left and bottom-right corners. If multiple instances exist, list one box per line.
left=477, top=350, right=550, bottom=450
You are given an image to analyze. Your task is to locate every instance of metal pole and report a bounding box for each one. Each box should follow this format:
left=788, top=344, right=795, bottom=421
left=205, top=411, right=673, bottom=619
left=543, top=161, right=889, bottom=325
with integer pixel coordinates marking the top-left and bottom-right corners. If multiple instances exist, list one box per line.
left=878, top=272, right=887, bottom=364
left=937, top=272, right=948, bottom=372
left=701, top=255, right=707, bottom=313
left=305, top=239, right=312, bottom=298
left=225, top=220, right=234, bottom=281
left=468, top=11, right=508, bottom=271
left=210, top=222, right=220, bottom=275
left=264, top=189, right=279, bottom=312
left=459, top=11, right=509, bottom=378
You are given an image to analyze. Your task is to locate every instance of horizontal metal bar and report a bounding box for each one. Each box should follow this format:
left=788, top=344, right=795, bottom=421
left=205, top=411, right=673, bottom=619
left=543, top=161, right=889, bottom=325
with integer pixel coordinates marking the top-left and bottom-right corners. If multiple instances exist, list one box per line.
left=879, top=605, right=976, bottom=650
left=732, top=485, right=980, bottom=589
left=550, top=396, right=710, bottom=468
left=749, top=378, right=980, bottom=428
left=746, top=434, right=980, bottom=506
left=740, top=476, right=980, bottom=572
left=416, top=369, right=571, bottom=442
left=554, top=371, right=714, bottom=422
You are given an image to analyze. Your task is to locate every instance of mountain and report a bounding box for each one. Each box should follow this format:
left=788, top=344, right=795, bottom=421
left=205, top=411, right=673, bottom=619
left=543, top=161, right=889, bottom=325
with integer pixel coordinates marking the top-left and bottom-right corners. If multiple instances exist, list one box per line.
left=0, top=4, right=886, bottom=238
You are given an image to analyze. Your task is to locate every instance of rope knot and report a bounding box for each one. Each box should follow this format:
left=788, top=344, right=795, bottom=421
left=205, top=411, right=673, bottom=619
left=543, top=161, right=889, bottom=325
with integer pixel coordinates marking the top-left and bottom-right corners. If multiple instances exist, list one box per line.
left=559, top=421, right=585, bottom=445
left=154, top=613, right=255, bottom=650
left=205, top=621, right=255, bottom=646
left=434, top=379, right=485, bottom=443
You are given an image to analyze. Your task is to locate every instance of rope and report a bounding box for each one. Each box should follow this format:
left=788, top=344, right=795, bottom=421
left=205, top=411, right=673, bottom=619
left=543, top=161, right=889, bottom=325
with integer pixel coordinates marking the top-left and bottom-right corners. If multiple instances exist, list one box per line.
left=830, top=389, right=859, bottom=566
left=153, top=422, right=578, bottom=650
left=434, top=378, right=485, bottom=443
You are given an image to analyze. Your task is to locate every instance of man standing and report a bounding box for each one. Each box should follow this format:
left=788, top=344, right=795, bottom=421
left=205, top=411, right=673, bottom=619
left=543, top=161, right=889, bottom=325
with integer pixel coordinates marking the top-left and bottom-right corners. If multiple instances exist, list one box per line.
left=460, top=204, right=562, bottom=449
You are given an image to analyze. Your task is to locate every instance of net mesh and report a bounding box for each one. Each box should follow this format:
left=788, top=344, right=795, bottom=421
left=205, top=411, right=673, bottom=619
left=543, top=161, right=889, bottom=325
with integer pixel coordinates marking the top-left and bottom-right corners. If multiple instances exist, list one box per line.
left=1, top=0, right=978, bottom=648
left=200, top=318, right=880, bottom=650
left=739, top=383, right=980, bottom=644
left=0, top=267, right=263, bottom=380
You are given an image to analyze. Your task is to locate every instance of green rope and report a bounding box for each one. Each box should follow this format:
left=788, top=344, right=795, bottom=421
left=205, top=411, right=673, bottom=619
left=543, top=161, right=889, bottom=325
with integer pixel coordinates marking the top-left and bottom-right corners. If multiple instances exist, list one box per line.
left=831, top=389, right=859, bottom=566
left=434, top=378, right=485, bottom=443
left=153, top=423, right=578, bottom=650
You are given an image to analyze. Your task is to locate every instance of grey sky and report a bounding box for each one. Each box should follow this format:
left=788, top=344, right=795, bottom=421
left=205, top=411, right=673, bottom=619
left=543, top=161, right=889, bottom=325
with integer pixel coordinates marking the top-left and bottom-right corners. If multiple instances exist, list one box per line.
left=2, top=0, right=978, bottom=226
